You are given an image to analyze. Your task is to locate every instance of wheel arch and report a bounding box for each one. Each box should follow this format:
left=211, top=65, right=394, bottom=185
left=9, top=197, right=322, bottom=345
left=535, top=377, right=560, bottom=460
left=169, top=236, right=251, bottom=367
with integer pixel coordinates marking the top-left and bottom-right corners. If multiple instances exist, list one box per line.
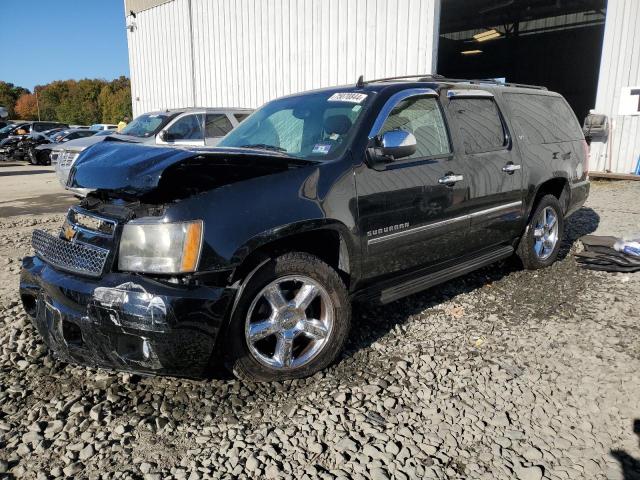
left=527, top=176, right=570, bottom=221
left=229, top=220, right=356, bottom=290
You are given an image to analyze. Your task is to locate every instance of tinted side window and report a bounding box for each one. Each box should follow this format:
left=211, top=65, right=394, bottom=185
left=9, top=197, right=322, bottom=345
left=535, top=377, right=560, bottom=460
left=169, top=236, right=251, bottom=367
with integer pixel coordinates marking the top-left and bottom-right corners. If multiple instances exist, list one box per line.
left=503, top=93, right=583, bottom=144
left=234, top=113, right=251, bottom=123
left=205, top=114, right=234, bottom=137
left=380, top=96, right=451, bottom=159
left=166, top=114, right=204, bottom=140
left=449, top=98, right=507, bottom=154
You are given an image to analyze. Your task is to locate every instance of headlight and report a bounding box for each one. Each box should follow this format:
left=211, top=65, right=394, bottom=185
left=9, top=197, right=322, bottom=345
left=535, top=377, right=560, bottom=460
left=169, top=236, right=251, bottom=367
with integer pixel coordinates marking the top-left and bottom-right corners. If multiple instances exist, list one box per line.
left=118, top=220, right=203, bottom=274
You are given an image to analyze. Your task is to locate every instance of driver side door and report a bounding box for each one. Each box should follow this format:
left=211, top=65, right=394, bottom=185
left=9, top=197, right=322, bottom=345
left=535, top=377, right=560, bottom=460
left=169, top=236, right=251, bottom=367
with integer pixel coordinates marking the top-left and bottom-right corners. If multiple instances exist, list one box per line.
left=157, top=113, right=205, bottom=147
left=355, top=89, right=472, bottom=280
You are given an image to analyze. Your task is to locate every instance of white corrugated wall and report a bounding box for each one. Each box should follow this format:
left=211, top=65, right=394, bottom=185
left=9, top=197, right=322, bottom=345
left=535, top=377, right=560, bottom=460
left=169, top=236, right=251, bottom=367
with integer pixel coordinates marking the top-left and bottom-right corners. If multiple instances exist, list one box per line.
left=590, top=0, right=640, bottom=174
left=126, top=0, right=440, bottom=116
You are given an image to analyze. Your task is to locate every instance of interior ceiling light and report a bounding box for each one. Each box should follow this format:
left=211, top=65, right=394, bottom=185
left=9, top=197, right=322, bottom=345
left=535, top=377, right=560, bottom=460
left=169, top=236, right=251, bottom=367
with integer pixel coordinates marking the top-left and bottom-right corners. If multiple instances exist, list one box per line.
left=473, top=29, right=502, bottom=42
left=461, top=49, right=483, bottom=55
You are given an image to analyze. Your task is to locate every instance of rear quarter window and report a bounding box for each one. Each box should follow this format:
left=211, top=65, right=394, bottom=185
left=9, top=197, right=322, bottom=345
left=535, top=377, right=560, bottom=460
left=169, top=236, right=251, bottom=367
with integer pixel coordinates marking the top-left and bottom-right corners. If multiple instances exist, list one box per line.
left=503, top=93, right=583, bottom=144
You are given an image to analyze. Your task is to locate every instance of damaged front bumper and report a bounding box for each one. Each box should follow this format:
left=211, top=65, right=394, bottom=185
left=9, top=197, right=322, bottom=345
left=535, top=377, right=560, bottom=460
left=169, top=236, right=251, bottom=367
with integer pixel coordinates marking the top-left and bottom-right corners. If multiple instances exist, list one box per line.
left=20, top=256, right=235, bottom=377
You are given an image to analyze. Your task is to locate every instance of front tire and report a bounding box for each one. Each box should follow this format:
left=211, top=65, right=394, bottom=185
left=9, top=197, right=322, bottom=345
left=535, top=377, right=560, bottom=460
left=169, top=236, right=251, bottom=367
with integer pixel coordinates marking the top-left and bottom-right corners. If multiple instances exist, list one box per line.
left=517, top=194, right=564, bottom=270
left=225, top=252, right=350, bottom=382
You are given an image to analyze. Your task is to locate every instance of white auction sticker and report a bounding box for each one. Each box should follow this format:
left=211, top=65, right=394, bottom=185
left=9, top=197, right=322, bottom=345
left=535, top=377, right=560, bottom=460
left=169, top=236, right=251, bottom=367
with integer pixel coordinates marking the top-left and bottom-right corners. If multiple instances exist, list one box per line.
left=328, top=92, right=368, bottom=103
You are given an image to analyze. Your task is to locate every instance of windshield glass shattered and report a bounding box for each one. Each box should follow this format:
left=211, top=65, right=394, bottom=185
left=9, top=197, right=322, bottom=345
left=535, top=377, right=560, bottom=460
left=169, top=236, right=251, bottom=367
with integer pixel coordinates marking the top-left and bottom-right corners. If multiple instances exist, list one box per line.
left=218, top=91, right=371, bottom=160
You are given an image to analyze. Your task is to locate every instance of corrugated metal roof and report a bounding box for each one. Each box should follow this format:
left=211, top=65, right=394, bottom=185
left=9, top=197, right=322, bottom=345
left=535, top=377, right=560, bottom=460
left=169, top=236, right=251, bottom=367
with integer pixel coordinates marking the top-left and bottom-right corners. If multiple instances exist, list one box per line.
left=124, top=0, right=173, bottom=15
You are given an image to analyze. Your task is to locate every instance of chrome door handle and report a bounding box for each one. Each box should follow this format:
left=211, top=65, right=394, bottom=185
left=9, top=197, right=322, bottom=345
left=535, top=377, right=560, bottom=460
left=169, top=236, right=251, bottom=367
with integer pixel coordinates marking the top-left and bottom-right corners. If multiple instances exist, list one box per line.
left=502, top=164, right=521, bottom=173
left=438, top=174, right=464, bottom=185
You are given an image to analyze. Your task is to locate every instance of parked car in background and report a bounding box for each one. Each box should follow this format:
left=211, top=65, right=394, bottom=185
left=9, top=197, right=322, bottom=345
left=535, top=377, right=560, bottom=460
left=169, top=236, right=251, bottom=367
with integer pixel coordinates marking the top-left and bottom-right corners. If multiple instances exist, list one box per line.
left=28, top=129, right=97, bottom=165
left=0, top=121, right=70, bottom=160
left=54, top=107, right=252, bottom=194
left=0, top=122, right=28, bottom=141
left=39, top=127, right=68, bottom=140
left=89, top=123, right=118, bottom=131
left=19, top=76, right=589, bottom=381
left=69, top=125, right=91, bottom=129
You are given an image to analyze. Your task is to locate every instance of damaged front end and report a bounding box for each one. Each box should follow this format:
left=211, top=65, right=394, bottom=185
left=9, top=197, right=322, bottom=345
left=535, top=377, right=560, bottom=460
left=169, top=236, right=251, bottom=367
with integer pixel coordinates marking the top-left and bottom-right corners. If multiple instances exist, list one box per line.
left=20, top=201, right=234, bottom=376
left=19, top=142, right=313, bottom=377
left=21, top=257, right=233, bottom=376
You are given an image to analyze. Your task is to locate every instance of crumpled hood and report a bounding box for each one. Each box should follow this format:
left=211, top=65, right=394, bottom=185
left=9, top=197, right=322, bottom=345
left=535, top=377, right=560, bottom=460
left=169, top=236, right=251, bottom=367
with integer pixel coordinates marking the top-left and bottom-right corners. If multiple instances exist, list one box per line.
left=68, top=141, right=313, bottom=198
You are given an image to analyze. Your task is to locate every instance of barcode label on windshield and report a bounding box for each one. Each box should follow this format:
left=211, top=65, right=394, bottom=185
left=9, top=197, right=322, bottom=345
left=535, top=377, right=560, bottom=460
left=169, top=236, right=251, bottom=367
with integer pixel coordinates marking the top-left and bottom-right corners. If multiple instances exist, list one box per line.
left=328, top=92, right=368, bottom=103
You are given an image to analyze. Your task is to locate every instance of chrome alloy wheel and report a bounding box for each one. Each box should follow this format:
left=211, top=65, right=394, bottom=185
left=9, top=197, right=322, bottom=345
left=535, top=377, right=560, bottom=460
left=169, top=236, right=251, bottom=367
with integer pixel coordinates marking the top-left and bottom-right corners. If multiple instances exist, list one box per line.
left=533, top=206, right=559, bottom=260
left=244, top=275, right=334, bottom=370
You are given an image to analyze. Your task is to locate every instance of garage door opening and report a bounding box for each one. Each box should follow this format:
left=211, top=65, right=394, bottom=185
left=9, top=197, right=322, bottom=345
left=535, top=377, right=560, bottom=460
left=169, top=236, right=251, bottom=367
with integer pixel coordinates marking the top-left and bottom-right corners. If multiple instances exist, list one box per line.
left=437, top=0, right=607, bottom=123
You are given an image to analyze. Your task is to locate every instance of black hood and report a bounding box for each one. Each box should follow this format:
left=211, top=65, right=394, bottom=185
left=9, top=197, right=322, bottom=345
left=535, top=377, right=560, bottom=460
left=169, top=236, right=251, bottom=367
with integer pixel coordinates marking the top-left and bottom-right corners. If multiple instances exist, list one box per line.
left=68, top=142, right=315, bottom=199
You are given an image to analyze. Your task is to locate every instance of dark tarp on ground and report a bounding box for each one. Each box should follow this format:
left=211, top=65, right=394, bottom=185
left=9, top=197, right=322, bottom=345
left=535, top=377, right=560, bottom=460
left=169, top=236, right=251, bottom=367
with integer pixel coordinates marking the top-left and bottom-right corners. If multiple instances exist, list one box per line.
left=575, top=235, right=640, bottom=273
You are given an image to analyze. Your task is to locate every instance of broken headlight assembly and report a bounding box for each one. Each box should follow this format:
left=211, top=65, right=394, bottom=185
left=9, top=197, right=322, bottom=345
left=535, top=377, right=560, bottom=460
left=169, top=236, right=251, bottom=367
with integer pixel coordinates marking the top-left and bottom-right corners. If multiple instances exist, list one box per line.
left=118, top=220, right=203, bottom=274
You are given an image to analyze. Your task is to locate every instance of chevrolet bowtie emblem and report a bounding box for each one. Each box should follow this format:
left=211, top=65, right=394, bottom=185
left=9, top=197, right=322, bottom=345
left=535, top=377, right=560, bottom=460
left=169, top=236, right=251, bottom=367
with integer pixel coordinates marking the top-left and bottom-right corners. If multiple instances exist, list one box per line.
left=62, top=222, right=76, bottom=242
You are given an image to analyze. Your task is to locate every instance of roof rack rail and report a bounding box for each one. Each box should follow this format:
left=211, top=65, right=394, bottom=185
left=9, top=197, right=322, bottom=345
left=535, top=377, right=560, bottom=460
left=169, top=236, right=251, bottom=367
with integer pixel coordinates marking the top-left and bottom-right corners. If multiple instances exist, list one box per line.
left=361, top=73, right=547, bottom=91
left=470, top=78, right=548, bottom=90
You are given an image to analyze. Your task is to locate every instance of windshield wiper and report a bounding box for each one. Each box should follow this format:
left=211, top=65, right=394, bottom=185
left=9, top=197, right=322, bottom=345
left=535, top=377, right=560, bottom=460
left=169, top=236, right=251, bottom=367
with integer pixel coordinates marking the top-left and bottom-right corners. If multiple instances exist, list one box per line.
left=239, top=143, right=288, bottom=153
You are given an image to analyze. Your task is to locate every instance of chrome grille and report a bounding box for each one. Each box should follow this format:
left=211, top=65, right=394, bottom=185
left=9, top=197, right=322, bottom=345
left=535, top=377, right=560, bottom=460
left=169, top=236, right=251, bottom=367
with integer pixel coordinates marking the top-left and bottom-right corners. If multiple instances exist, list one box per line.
left=32, top=229, right=109, bottom=277
left=58, top=151, right=79, bottom=168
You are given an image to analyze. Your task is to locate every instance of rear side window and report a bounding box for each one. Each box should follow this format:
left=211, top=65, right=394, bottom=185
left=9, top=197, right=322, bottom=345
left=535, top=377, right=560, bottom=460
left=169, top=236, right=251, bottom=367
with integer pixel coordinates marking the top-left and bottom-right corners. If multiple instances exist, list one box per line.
left=234, top=113, right=251, bottom=123
left=503, top=93, right=583, bottom=144
left=205, top=114, right=234, bottom=137
left=380, top=96, right=451, bottom=159
left=449, top=97, right=507, bottom=154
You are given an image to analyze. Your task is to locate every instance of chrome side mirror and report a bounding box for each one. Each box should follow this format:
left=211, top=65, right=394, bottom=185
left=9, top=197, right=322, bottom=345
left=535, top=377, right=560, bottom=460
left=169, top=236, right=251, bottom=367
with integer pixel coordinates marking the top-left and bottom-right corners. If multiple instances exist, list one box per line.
left=379, top=130, right=417, bottom=160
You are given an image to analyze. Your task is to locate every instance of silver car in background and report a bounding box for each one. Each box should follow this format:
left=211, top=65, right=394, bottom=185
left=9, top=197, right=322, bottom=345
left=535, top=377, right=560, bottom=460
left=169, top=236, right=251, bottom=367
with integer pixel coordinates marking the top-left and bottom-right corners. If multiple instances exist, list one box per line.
left=54, top=107, right=252, bottom=196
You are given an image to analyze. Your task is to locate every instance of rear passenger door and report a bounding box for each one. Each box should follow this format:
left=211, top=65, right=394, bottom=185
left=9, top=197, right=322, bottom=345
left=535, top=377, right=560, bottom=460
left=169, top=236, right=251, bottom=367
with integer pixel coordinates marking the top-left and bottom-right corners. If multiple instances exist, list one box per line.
left=356, top=89, right=472, bottom=280
left=446, top=90, right=524, bottom=250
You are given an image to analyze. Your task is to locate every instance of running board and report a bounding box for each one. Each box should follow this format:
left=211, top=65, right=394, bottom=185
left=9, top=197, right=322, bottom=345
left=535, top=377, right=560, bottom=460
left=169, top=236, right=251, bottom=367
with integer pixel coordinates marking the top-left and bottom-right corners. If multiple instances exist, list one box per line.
left=357, top=246, right=514, bottom=305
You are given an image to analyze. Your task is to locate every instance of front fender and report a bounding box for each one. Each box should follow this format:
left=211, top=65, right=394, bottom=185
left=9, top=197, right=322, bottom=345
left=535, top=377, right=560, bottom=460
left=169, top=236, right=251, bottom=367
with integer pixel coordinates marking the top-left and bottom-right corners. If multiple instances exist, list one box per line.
left=161, top=157, right=360, bottom=276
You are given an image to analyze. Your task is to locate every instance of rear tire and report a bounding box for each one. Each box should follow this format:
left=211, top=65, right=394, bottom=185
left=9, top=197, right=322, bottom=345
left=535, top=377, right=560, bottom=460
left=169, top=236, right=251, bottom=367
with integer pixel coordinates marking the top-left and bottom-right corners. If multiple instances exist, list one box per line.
left=225, top=252, right=350, bottom=382
left=517, top=194, right=564, bottom=270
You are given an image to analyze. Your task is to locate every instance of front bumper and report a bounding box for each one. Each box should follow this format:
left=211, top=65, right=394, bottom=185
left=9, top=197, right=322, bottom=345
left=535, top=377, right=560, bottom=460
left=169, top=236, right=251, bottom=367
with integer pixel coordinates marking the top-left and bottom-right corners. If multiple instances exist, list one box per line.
left=20, top=256, right=235, bottom=377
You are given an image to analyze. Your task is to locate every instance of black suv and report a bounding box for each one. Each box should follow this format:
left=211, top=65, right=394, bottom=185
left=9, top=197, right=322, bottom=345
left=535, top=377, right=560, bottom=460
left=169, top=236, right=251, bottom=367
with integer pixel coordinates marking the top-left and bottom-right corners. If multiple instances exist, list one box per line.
left=20, top=76, right=590, bottom=382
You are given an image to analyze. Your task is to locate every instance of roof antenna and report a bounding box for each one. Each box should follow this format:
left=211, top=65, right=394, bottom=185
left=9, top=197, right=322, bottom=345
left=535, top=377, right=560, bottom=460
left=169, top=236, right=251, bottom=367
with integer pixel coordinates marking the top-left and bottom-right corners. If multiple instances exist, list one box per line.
left=356, top=75, right=365, bottom=88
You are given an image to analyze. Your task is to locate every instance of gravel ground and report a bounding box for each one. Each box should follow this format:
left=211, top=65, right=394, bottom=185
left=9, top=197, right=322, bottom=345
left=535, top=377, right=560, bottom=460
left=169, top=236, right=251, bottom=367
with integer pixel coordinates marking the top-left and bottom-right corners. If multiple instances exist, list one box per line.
left=0, top=180, right=639, bottom=480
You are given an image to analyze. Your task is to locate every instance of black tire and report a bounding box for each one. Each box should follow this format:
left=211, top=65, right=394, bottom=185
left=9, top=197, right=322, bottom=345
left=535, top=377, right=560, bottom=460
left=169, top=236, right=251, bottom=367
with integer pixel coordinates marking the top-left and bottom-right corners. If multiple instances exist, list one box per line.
left=38, top=151, right=50, bottom=166
left=517, top=194, right=564, bottom=270
left=225, top=252, right=351, bottom=382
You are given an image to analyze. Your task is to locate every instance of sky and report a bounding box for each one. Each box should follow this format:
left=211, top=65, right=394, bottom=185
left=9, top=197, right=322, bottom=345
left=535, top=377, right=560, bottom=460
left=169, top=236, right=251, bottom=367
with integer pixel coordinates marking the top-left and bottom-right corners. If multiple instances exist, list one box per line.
left=0, top=0, right=129, bottom=91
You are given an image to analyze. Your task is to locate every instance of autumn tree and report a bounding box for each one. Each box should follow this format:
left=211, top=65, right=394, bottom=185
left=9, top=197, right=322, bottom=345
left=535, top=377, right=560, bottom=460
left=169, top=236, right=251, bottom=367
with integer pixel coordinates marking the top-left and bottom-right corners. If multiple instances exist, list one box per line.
left=14, top=93, right=39, bottom=120
left=9, top=77, right=133, bottom=123
left=0, top=81, right=30, bottom=118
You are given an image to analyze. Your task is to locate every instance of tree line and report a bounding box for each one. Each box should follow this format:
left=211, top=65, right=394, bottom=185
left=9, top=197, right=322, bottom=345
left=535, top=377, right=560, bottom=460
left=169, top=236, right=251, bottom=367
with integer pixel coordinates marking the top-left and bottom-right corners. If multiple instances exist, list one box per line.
left=0, top=77, right=132, bottom=125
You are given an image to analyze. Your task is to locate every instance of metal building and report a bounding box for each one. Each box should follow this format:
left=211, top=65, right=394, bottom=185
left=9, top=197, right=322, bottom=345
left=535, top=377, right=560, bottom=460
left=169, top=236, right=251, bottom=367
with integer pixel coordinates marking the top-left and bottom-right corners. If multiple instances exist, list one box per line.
left=124, top=0, right=640, bottom=175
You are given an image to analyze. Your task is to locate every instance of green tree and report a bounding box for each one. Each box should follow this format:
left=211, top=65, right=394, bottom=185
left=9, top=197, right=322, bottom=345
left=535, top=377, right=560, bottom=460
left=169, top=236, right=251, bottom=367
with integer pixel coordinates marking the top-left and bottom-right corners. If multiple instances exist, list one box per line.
left=54, top=79, right=107, bottom=124
left=0, top=81, right=30, bottom=118
left=35, top=81, right=70, bottom=121
left=99, top=76, right=133, bottom=123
